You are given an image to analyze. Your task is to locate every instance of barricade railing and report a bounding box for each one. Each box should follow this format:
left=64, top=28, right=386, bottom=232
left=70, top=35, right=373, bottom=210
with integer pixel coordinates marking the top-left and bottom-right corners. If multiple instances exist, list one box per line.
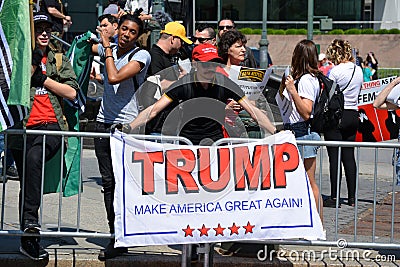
left=0, top=129, right=192, bottom=237
left=1, top=131, right=400, bottom=265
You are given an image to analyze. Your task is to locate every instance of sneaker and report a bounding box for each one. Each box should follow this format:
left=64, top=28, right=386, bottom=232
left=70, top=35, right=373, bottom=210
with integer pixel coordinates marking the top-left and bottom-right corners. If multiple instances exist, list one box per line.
left=6, top=165, right=18, bottom=179
left=98, top=241, right=127, bottom=261
left=20, top=237, right=49, bottom=261
left=23, top=222, right=41, bottom=233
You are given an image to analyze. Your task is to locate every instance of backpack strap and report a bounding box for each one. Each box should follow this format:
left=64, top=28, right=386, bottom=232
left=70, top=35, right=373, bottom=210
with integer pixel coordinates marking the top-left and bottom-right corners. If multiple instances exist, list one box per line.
left=54, top=52, right=63, bottom=72
left=127, top=47, right=142, bottom=91
left=342, top=65, right=356, bottom=91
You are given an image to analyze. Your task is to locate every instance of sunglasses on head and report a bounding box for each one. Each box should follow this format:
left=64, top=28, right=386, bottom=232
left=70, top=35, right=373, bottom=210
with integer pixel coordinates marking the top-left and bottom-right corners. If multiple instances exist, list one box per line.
left=191, top=36, right=213, bottom=43
left=218, top=25, right=234, bottom=30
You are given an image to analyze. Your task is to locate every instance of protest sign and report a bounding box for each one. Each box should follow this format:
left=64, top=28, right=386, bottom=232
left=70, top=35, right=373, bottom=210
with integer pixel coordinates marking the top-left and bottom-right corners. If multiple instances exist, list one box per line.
left=111, top=131, right=324, bottom=247
left=356, top=76, right=399, bottom=142
left=227, top=66, right=272, bottom=101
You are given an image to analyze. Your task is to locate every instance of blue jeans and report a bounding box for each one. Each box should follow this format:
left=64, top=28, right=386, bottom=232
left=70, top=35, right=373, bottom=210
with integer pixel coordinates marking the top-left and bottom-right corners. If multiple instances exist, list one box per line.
left=0, top=133, right=14, bottom=168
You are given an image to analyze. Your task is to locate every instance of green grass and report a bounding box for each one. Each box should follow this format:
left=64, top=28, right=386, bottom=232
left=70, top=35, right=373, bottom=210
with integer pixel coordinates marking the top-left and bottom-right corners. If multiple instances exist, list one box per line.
left=235, top=27, right=399, bottom=35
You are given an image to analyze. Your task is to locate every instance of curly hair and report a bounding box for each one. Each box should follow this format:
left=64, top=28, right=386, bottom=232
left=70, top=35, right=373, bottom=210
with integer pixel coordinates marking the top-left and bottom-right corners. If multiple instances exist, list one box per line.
left=217, top=30, right=247, bottom=63
left=290, top=39, right=320, bottom=80
left=326, top=39, right=355, bottom=65
left=118, top=13, right=144, bottom=36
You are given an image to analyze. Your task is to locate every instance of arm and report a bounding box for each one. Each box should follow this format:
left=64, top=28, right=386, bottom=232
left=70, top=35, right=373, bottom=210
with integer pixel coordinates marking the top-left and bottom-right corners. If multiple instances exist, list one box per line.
left=106, top=57, right=143, bottom=85
left=373, top=76, right=400, bottom=110
left=99, top=28, right=143, bottom=85
left=128, top=94, right=172, bottom=130
left=369, top=53, right=377, bottom=65
left=238, top=96, right=276, bottom=134
left=285, top=75, right=313, bottom=120
left=46, top=54, right=79, bottom=100
left=91, top=43, right=99, bottom=55
left=43, top=78, right=77, bottom=100
left=47, top=6, right=71, bottom=24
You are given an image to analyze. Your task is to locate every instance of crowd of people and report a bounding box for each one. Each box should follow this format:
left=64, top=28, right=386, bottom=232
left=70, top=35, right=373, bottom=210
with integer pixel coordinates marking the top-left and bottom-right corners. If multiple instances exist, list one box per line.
left=6, top=0, right=396, bottom=263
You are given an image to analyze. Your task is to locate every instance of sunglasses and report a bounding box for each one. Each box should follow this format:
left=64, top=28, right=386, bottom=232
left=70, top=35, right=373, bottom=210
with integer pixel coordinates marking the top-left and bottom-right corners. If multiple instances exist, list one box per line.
left=35, top=27, right=52, bottom=34
left=218, top=25, right=234, bottom=30
left=191, top=36, right=213, bottom=43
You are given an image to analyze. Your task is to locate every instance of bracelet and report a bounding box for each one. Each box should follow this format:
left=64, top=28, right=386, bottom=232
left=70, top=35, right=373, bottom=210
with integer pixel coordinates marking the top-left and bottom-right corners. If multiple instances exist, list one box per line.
left=105, top=55, right=114, bottom=60
left=103, top=46, right=112, bottom=50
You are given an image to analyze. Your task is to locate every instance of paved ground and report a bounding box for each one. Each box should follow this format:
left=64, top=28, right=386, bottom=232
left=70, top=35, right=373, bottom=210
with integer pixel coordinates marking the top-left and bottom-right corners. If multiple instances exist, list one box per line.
left=0, top=142, right=400, bottom=266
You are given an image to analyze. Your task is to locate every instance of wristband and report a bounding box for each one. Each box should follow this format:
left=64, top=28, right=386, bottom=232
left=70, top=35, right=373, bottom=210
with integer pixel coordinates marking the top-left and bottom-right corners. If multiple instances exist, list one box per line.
left=105, top=55, right=114, bottom=60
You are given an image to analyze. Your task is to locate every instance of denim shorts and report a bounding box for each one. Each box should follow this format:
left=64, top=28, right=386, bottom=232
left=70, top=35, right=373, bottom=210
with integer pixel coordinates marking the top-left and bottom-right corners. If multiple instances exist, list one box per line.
left=284, top=121, right=320, bottom=159
left=297, top=131, right=321, bottom=159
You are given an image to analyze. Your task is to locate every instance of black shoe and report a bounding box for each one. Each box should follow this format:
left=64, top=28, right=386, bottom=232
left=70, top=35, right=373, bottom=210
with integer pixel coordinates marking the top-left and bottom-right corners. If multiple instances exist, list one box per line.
left=98, top=241, right=127, bottom=261
left=348, top=198, right=355, bottom=207
left=20, top=224, right=48, bottom=262
left=23, top=221, right=41, bottom=233
left=6, top=165, right=18, bottom=178
left=323, top=198, right=341, bottom=208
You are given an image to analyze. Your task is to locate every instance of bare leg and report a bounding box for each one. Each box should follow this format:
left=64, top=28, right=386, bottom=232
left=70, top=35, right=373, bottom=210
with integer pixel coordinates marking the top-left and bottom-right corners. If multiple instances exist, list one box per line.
left=304, top=157, right=323, bottom=222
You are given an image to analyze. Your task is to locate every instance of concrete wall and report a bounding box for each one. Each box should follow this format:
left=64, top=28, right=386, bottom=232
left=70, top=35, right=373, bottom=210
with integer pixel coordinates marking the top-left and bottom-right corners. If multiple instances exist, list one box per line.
left=245, top=34, right=400, bottom=68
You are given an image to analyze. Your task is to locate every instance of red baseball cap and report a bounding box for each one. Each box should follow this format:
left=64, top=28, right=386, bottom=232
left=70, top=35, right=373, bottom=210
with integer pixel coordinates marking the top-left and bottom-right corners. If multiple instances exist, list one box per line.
left=192, top=44, right=223, bottom=63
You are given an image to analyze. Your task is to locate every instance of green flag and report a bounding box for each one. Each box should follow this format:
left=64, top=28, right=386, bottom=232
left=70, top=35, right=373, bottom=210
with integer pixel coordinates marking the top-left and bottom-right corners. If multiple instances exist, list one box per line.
left=0, top=0, right=30, bottom=131
left=44, top=31, right=94, bottom=197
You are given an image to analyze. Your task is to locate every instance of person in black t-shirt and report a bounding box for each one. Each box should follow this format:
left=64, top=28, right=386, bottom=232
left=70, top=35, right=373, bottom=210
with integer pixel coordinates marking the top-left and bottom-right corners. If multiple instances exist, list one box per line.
left=122, top=43, right=276, bottom=145
left=40, top=0, right=72, bottom=51
left=141, top=21, right=192, bottom=134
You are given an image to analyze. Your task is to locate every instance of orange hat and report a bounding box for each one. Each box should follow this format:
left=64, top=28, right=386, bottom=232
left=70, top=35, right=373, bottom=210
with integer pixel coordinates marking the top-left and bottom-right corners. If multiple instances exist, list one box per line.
left=160, top=22, right=193, bottom=44
left=192, top=43, right=223, bottom=62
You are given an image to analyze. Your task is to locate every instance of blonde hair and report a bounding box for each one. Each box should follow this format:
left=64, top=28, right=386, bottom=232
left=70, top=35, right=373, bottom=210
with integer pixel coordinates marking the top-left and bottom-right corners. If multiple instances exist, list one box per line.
left=326, top=39, right=355, bottom=65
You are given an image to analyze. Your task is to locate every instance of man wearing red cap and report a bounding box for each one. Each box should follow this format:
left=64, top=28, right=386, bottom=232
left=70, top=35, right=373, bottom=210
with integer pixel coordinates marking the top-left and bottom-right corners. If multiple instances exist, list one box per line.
left=119, top=43, right=276, bottom=145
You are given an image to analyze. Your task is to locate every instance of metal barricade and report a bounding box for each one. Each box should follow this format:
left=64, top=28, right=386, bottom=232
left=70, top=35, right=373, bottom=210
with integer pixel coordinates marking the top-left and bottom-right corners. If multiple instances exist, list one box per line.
left=1, top=131, right=400, bottom=265
left=0, top=129, right=192, bottom=236
left=196, top=137, right=400, bottom=266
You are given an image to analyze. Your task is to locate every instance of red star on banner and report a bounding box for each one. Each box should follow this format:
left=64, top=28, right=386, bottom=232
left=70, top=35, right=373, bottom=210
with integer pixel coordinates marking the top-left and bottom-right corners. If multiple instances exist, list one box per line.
left=228, top=223, right=240, bottom=235
left=213, top=223, right=225, bottom=236
left=243, top=221, right=255, bottom=234
left=198, top=224, right=211, bottom=237
left=182, top=225, right=195, bottom=237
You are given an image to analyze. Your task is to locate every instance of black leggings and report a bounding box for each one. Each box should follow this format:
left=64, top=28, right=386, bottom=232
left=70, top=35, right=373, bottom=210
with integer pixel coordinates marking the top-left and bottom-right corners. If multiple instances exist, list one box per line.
left=324, top=110, right=359, bottom=200
left=11, top=123, right=62, bottom=228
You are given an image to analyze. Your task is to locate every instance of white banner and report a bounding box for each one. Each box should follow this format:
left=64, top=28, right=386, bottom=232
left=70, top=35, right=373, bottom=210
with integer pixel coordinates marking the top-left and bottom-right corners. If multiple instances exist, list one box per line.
left=359, top=76, right=397, bottom=106
left=111, top=131, right=324, bottom=247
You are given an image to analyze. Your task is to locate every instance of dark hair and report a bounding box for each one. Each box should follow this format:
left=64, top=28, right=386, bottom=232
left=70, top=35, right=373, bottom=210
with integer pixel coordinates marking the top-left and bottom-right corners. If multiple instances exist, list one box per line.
left=217, top=18, right=235, bottom=28
left=217, top=30, right=246, bottom=63
left=291, top=39, right=320, bottom=80
left=118, top=13, right=144, bottom=36
left=98, top=14, right=118, bottom=24
left=118, top=0, right=126, bottom=9
left=196, top=23, right=216, bottom=39
left=366, top=52, right=376, bottom=62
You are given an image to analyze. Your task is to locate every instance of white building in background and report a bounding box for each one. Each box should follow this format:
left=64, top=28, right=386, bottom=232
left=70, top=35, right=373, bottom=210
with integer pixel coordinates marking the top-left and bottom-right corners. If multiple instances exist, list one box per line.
left=375, top=0, right=400, bottom=29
